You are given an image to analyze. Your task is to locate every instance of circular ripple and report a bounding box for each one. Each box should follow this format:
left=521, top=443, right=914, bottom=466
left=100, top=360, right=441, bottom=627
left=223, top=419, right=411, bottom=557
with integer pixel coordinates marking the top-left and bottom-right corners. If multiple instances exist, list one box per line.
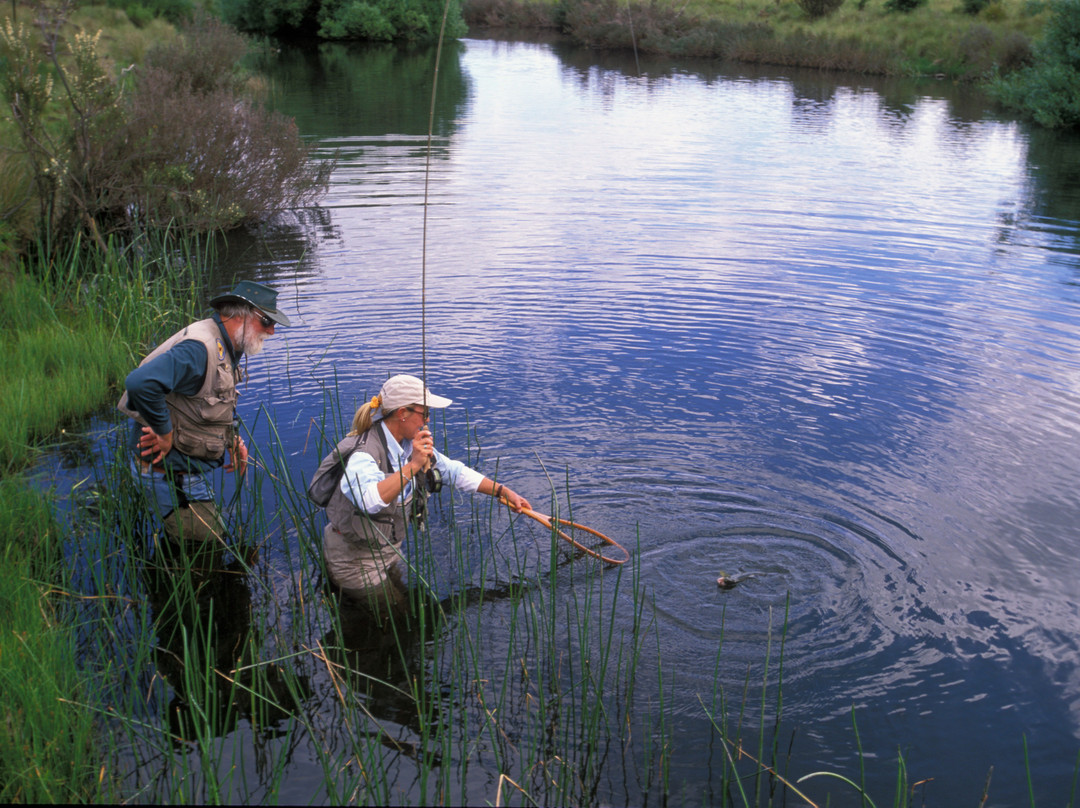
left=635, top=496, right=907, bottom=700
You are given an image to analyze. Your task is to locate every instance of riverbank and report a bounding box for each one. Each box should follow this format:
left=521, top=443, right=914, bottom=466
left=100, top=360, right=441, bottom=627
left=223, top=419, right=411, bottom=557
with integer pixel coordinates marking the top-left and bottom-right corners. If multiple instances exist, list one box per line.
left=462, top=0, right=1046, bottom=79
left=0, top=243, right=203, bottom=800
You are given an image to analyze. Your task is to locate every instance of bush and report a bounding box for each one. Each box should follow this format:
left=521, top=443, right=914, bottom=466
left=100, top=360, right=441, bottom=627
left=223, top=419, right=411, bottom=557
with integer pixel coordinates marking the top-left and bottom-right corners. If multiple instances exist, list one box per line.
left=885, top=0, right=927, bottom=12
left=220, top=0, right=466, bottom=41
left=218, top=0, right=313, bottom=36
left=107, top=0, right=195, bottom=24
left=990, top=0, right=1080, bottom=127
left=0, top=11, right=331, bottom=248
left=797, top=0, right=845, bottom=19
left=143, top=13, right=251, bottom=95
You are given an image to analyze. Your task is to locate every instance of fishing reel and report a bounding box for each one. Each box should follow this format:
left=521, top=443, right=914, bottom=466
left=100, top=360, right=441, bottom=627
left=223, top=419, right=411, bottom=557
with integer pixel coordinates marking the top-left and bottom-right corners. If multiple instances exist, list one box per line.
left=422, top=466, right=443, bottom=493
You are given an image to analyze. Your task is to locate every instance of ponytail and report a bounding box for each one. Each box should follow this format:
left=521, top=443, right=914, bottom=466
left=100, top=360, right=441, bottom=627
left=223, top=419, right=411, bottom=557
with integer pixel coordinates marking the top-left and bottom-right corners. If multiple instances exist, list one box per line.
left=347, top=394, right=383, bottom=436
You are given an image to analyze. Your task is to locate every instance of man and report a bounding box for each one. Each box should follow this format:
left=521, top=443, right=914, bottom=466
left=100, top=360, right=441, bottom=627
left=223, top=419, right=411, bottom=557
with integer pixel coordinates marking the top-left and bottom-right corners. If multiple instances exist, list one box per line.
left=117, top=280, right=290, bottom=545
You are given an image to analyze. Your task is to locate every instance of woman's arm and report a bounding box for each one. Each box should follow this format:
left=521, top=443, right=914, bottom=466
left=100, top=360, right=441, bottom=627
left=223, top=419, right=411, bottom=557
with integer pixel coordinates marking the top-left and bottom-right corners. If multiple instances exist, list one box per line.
left=479, top=477, right=531, bottom=512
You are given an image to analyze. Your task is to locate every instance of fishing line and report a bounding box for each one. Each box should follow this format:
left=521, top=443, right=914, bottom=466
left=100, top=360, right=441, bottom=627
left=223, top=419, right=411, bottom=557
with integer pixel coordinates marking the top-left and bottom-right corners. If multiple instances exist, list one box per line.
left=419, top=19, right=631, bottom=565
left=421, top=0, right=455, bottom=406
left=627, top=0, right=640, bottom=75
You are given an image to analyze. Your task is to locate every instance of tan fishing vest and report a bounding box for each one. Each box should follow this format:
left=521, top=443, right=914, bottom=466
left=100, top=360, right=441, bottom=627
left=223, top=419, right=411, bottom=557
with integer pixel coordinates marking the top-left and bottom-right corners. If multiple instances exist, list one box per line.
left=325, top=424, right=413, bottom=548
left=117, top=318, right=240, bottom=461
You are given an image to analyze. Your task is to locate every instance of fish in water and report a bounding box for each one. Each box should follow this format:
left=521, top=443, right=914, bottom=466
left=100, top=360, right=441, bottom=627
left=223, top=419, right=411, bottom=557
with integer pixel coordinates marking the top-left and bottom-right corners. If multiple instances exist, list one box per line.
left=716, top=571, right=757, bottom=589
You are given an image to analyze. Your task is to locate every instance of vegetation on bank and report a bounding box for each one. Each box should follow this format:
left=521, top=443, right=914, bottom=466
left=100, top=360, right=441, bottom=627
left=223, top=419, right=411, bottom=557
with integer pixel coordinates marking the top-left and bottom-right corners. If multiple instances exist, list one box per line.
left=990, top=0, right=1080, bottom=125
left=0, top=4, right=330, bottom=260
left=0, top=4, right=318, bottom=800
left=461, top=0, right=1046, bottom=78
left=0, top=244, right=204, bottom=802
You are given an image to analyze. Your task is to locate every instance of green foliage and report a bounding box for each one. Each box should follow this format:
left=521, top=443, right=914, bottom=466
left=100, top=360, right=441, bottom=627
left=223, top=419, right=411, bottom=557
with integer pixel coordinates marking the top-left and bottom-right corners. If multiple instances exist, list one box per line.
left=0, top=10, right=330, bottom=248
left=991, top=0, right=1080, bottom=126
left=218, top=0, right=314, bottom=36
left=320, top=0, right=401, bottom=39
left=107, top=0, right=196, bottom=24
left=884, top=0, right=927, bottom=13
left=797, top=0, right=845, bottom=19
left=221, top=0, right=467, bottom=41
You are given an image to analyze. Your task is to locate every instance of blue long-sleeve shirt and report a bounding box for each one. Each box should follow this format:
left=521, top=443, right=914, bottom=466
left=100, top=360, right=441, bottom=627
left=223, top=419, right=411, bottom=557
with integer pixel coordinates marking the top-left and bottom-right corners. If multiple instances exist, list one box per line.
left=124, top=314, right=241, bottom=472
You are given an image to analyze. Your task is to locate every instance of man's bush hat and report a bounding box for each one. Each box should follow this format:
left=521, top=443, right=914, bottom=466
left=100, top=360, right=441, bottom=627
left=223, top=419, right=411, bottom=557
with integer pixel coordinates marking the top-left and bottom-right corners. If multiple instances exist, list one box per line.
left=210, top=280, right=291, bottom=326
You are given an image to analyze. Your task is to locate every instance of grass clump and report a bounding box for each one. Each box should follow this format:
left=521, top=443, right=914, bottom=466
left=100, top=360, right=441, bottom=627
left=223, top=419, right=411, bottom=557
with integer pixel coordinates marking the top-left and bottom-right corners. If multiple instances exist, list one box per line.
left=0, top=476, right=100, bottom=803
left=0, top=235, right=204, bottom=475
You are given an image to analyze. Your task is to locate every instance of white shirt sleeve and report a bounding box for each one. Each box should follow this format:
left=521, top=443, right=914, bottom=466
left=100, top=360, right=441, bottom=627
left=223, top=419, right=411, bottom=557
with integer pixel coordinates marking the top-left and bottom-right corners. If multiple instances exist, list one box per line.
left=339, top=450, right=390, bottom=515
left=434, top=450, right=484, bottom=492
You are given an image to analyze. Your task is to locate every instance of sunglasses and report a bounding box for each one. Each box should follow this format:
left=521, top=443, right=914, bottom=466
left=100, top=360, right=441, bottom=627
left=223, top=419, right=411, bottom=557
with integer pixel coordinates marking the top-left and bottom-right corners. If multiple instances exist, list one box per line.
left=253, top=309, right=274, bottom=329
left=406, top=406, right=430, bottom=419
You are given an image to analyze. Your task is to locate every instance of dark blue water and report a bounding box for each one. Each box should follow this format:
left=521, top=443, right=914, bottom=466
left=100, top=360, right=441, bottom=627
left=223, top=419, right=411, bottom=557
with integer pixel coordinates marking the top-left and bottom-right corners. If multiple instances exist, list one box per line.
left=51, top=35, right=1080, bottom=804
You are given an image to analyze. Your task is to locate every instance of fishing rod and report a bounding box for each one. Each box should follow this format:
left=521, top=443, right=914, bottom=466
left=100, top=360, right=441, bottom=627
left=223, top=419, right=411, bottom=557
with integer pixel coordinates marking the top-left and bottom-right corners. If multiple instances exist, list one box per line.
left=418, top=17, right=628, bottom=566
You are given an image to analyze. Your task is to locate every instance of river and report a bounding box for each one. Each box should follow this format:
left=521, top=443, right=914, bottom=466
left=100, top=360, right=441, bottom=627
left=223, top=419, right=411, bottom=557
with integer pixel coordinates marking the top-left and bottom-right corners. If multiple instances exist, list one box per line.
left=58, top=34, right=1080, bottom=804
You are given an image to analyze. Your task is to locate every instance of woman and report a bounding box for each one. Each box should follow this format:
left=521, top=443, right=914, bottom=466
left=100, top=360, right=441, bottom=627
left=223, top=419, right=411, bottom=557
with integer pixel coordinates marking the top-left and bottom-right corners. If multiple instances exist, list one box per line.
left=321, top=374, right=531, bottom=610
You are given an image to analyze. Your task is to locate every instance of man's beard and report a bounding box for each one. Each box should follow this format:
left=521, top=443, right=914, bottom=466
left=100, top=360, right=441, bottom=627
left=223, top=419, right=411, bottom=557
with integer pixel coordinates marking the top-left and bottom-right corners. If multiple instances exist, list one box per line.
left=238, top=320, right=267, bottom=356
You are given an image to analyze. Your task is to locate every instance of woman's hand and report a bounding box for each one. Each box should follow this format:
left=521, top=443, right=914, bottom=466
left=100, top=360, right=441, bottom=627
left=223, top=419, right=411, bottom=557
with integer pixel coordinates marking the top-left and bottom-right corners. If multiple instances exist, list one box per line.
left=498, top=487, right=531, bottom=513
left=409, top=427, right=435, bottom=472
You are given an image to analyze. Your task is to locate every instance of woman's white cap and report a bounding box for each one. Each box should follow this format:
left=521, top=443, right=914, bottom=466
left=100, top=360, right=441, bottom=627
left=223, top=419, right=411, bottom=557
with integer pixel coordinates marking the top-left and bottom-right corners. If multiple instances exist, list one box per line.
left=378, top=374, right=452, bottom=411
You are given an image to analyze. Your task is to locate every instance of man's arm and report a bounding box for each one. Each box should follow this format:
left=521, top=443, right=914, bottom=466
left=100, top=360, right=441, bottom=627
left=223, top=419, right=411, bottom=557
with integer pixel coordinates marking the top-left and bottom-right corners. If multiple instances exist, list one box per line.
left=125, top=340, right=208, bottom=463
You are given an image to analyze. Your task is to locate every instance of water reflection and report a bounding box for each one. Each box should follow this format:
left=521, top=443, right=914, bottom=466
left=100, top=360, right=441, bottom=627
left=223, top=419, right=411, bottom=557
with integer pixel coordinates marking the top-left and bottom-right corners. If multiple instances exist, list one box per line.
left=263, top=40, right=469, bottom=141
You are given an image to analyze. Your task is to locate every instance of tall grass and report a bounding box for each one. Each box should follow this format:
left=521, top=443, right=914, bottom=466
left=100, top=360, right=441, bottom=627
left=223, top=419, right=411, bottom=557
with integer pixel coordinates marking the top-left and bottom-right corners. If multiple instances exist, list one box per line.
left=0, top=231, right=205, bottom=802
left=0, top=234, right=207, bottom=474
left=30, top=386, right=967, bottom=806
left=0, top=477, right=101, bottom=803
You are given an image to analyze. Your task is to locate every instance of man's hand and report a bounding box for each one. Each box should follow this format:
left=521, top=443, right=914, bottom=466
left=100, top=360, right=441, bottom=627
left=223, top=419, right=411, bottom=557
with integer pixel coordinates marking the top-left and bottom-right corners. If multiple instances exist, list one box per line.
left=225, top=436, right=248, bottom=477
left=138, top=426, right=173, bottom=466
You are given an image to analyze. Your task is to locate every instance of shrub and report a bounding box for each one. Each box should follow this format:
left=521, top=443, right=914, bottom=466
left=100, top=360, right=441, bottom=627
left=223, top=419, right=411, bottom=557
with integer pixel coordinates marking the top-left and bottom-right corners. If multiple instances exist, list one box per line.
left=319, top=0, right=400, bottom=39
left=219, top=0, right=314, bottom=35
left=958, top=23, right=1032, bottom=75
left=0, top=9, right=331, bottom=248
left=142, top=13, right=250, bottom=95
left=885, top=0, right=927, bottom=12
left=221, top=0, right=466, bottom=41
left=990, top=0, right=1080, bottom=127
left=797, top=0, right=845, bottom=19
left=107, top=0, right=195, bottom=24
left=117, top=70, right=331, bottom=231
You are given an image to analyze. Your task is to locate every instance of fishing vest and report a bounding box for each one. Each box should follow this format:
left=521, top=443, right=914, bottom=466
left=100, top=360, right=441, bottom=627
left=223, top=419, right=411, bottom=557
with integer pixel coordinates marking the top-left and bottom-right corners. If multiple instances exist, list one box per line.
left=117, top=318, right=240, bottom=462
left=325, top=424, right=420, bottom=549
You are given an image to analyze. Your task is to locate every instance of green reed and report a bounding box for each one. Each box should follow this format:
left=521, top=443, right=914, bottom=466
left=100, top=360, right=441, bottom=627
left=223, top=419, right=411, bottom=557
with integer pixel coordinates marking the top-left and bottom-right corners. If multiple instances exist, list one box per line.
left=36, top=388, right=1060, bottom=807
left=0, top=230, right=213, bottom=803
